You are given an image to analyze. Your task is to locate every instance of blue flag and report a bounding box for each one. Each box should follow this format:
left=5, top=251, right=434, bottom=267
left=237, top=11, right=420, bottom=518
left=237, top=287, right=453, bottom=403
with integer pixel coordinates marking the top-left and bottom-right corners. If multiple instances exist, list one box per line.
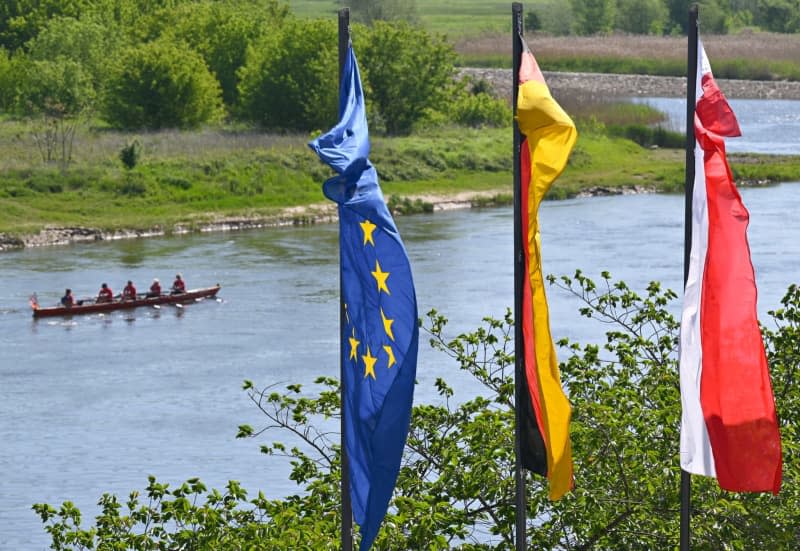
left=309, top=45, right=418, bottom=551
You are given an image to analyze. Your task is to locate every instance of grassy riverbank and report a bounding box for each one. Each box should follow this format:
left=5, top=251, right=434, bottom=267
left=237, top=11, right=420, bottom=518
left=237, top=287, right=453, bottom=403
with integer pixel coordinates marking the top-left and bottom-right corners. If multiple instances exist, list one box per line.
left=2, top=120, right=799, bottom=240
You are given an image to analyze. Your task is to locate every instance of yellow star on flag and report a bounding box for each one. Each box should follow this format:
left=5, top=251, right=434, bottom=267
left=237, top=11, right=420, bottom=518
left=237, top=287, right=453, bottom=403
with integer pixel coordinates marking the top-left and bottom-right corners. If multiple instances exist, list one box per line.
left=349, top=328, right=360, bottom=361
left=371, top=260, right=390, bottom=295
left=381, top=308, right=395, bottom=341
left=362, top=346, right=377, bottom=379
left=360, top=219, right=377, bottom=246
left=383, top=344, right=396, bottom=368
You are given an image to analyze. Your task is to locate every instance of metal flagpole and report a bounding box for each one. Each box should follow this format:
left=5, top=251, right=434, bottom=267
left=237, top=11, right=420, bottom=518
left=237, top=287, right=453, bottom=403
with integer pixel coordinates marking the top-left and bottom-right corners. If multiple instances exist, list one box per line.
left=338, top=9, right=354, bottom=551
left=511, top=3, right=526, bottom=551
left=681, top=5, right=699, bottom=551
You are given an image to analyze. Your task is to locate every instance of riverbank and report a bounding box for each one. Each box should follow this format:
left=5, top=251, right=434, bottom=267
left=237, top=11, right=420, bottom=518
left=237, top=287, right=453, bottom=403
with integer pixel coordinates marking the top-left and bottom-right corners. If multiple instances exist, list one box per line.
left=2, top=73, right=799, bottom=252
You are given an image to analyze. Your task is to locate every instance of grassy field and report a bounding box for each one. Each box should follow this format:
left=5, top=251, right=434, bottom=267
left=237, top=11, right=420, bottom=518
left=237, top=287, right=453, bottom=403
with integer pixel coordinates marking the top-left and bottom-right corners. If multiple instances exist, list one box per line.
left=287, top=0, right=512, bottom=36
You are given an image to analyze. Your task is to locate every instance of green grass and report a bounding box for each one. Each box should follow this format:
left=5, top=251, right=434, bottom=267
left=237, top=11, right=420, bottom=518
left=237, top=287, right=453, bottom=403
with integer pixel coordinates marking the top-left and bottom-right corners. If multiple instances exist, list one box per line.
left=287, top=0, right=512, bottom=37
left=2, top=122, right=797, bottom=238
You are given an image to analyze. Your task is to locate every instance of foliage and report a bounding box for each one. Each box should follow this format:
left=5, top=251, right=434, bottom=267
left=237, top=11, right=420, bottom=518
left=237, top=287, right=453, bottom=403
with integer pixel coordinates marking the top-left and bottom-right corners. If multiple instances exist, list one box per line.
left=359, top=21, right=457, bottom=135
left=0, top=0, right=85, bottom=53
left=237, top=18, right=339, bottom=131
left=0, top=47, right=19, bottom=110
left=119, top=139, right=141, bottom=170
left=756, top=0, right=800, bottom=33
left=615, top=0, right=669, bottom=34
left=607, top=123, right=685, bottom=148
left=342, top=0, right=419, bottom=25
left=103, top=38, right=224, bottom=129
left=25, top=15, right=124, bottom=95
left=447, top=91, right=511, bottom=128
left=524, top=10, right=542, bottom=32
left=570, top=0, right=617, bottom=35
left=148, top=0, right=288, bottom=108
left=35, top=275, right=800, bottom=548
left=14, top=56, right=95, bottom=168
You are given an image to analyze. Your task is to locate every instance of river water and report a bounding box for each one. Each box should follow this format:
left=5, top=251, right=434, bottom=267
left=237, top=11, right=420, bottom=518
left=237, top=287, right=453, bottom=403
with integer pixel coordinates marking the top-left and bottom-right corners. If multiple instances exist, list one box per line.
left=1, top=102, right=799, bottom=548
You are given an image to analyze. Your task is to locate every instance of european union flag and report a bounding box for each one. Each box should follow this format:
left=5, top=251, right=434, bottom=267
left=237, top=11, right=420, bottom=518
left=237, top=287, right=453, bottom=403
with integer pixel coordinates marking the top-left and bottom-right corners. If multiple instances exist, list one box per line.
left=309, top=45, right=418, bottom=551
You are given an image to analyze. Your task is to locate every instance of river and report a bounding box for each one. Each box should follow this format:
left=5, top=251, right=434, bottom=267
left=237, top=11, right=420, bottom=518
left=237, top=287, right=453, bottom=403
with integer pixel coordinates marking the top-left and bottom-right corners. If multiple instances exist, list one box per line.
left=1, top=101, right=799, bottom=548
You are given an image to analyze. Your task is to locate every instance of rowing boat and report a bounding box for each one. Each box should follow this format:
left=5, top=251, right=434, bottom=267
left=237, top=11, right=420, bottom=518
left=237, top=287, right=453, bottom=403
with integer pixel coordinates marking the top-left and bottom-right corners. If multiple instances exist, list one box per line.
left=30, top=285, right=221, bottom=318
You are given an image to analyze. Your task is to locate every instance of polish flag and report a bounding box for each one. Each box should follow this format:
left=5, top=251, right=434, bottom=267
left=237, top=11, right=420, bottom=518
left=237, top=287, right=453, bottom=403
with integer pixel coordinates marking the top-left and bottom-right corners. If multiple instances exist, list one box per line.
left=679, top=40, right=782, bottom=493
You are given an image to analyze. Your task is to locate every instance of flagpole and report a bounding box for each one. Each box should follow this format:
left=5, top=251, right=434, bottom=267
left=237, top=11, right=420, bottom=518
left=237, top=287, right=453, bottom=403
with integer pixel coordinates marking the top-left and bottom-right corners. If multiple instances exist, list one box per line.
left=511, top=3, right=527, bottom=551
left=337, top=9, right=354, bottom=551
left=681, top=5, right=699, bottom=551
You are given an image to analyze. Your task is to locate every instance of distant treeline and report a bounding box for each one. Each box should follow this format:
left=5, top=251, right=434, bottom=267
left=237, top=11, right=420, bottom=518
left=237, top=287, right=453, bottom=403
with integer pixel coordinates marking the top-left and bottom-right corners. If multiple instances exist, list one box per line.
left=0, top=0, right=510, bottom=134
left=524, top=0, right=800, bottom=36
left=295, top=0, right=800, bottom=37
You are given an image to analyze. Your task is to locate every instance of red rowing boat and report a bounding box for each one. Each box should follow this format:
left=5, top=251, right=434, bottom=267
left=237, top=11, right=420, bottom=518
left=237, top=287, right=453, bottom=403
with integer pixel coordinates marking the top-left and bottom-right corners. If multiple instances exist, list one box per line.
left=30, top=285, right=221, bottom=318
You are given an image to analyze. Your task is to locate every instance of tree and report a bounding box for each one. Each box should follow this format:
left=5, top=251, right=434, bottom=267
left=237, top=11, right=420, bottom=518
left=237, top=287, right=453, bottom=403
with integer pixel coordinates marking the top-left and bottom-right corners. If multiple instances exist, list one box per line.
left=570, top=0, right=616, bottom=35
left=35, top=275, right=800, bottom=548
left=103, top=38, right=224, bottom=129
left=342, top=0, right=419, bottom=26
left=0, top=0, right=85, bottom=53
left=359, top=21, right=456, bottom=135
left=615, top=0, right=669, bottom=34
left=756, top=0, right=800, bottom=33
left=15, top=55, right=95, bottom=169
left=26, top=16, right=124, bottom=97
left=148, top=0, right=288, bottom=108
left=236, top=18, right=339, bottom=131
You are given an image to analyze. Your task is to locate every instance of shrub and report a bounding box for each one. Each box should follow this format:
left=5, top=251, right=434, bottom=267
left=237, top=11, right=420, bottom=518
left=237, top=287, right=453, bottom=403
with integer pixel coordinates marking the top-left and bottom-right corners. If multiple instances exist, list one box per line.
left=237, top=19, right=339, bottom=132
left=119, top=139, right=141, bottom=170
left=448, top=91, right=510, bottom=128
left=152, top=0, right=288, bottom=107
left=359, top=21, right=457, bottom=135
left=103, top=38, right=224, bottom=129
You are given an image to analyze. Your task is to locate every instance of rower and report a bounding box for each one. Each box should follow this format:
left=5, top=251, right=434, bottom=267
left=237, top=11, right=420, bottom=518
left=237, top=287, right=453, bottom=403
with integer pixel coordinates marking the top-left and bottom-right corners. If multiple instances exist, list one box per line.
left=97, top=283, right=113, bottom=303
left=171, top=273, right=186, bottom=294
left=147, top=278, right=161, bottom=298
left=122, top=280, right=137, bottom=301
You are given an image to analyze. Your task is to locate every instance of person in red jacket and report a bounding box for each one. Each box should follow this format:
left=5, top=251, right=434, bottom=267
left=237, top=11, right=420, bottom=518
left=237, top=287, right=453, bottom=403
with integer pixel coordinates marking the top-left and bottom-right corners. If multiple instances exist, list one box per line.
left=97, top=283, right=113, bottom=303
left=147, top=278, right=161, bottom=298
left=171, top=273, right=186, bottom=294
left=122, top=280, right=137, bottom=301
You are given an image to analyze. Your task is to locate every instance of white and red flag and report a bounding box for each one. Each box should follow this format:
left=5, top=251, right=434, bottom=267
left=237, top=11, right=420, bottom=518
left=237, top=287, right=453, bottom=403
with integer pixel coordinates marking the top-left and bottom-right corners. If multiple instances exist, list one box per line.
left=679, top=40, right=782, bottom=494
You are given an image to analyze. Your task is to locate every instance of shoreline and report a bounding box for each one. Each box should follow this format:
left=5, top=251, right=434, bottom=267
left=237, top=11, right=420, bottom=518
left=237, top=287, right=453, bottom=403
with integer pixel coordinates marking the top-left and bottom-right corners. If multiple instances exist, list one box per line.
left=0, top=180, right=785, bottom=252
left=0, top=184, right=713, bottom=252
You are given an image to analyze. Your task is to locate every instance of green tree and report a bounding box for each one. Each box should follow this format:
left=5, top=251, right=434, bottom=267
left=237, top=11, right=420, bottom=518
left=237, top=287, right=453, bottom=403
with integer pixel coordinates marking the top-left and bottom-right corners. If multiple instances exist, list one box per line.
left=236, top=18, right=339, bottom=131
left=756, top=0, right=800, bottom=33
left=342, top=0, right=419, bottom=25
left=149, top=0, right=288, bottom=108
left=359, top=21, right=456, bottom=135
left=15, top=55, right=95, bottom=168
left=531, top=0, right=575, bottom=36
left=35, top=275, right=800, bottom=549
left=26, top=16, right=123, bottom=98
left=615, top=0, right=669, bottom=34
left=570, top=0, right=616, bottom=35
left=0, top=47, right=17, bottom=110
left=0, top=0, right=86, bottom=53
left=103, top=38, right=224, bottom=129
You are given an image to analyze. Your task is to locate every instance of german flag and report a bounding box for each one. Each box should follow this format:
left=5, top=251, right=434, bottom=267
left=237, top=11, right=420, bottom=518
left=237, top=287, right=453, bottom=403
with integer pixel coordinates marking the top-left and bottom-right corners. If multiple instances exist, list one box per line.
left=516, top=36, right=576, bottom=500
